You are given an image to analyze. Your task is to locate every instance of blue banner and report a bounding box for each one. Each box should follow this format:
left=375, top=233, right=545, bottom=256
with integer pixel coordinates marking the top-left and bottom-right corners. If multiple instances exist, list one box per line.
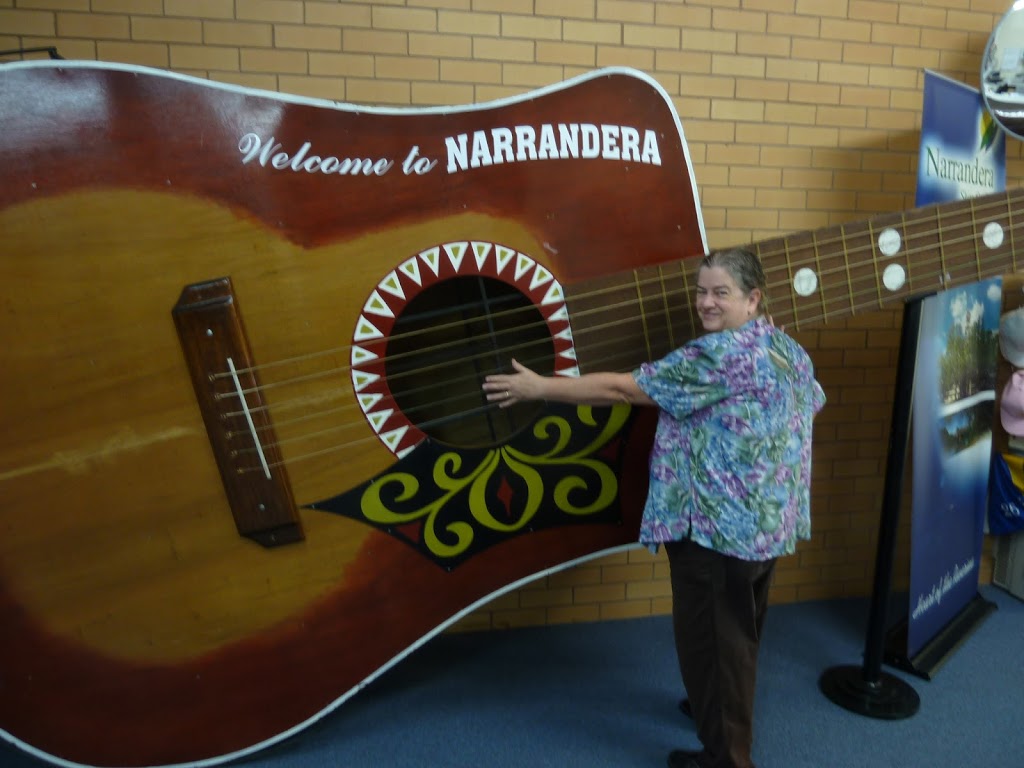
left=910, top=280, right=999, bottom=655
left=916, top=70, right=1005, bottom=206
left=908, top=72, right=1005, bottom=658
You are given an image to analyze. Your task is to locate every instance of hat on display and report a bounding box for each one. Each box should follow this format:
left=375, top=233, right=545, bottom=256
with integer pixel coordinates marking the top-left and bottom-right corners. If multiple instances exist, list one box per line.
left=1000, top=307, right=1024, bottom=367
left=1001, top=370, right=1024, bottom=437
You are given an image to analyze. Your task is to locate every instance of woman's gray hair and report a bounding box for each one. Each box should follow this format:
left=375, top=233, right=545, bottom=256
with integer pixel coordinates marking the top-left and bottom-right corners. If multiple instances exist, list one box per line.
left=699, top=247, right=768, bottom=314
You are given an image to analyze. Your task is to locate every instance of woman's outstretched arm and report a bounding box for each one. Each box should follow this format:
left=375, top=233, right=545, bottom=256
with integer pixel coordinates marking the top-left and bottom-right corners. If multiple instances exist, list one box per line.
left=483, top=359, right=656, bottom=409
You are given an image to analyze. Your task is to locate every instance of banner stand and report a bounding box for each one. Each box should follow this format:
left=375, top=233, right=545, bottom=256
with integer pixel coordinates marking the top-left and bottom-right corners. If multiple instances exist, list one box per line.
left=887, top=69, right=1001, bottom=681
left=819, top=297, right=925, bottom=719
left=883, top=592, right=996, bottom=680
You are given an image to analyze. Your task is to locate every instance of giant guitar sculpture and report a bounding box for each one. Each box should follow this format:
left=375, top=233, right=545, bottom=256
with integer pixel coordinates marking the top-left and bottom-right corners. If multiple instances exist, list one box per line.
left=0, top=60, right=1022, bottom=768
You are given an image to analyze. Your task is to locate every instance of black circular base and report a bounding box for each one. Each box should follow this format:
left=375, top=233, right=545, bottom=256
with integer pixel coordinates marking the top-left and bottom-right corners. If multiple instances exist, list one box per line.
left=819, top=665, right=920, bottom=720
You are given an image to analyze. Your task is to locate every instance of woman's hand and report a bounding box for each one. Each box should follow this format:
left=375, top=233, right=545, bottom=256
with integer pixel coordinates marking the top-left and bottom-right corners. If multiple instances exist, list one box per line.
left=483, top=359, right=544, bottom=408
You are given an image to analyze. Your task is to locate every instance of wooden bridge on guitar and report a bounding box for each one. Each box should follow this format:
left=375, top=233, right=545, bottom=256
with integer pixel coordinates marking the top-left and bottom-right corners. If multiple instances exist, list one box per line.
left=1, top=61, right=1022, bottom=768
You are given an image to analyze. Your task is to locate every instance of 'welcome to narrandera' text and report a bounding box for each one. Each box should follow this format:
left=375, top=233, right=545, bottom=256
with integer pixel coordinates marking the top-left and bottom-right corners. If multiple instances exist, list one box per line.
left=237, top=123, right=661, bottom=177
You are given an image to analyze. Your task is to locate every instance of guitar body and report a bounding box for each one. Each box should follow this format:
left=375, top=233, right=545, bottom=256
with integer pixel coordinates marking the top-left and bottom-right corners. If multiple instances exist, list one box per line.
left=0, top=62, right=707, bottom=766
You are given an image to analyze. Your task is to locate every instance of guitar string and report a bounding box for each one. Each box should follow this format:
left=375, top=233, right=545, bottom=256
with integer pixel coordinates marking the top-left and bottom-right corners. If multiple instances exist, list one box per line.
left=230, top=245, right=1000, bottom=450
left=231, top=273, right=1013, bottom=472
left=232, top=276, right=1019, bottom=474
left=225, top=211, right=1021, bottom=433
left=221, top=225, right=997, bottom=418
left=225, top=201, right=1022, bottom=413
left=220, top=190, right=1024, bottom=388
left=226, top=202, right=1024, bottom=469
left=215, top=196, right=1024, bottom=471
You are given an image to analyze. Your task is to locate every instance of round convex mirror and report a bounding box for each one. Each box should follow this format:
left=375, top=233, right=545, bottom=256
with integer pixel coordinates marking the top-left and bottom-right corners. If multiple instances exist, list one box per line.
left=982, top=1, right=1024, bottom=139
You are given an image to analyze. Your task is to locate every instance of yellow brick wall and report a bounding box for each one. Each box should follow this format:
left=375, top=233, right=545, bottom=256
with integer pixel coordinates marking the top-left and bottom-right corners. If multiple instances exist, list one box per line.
left=1, top=0, right=1018, bottom=632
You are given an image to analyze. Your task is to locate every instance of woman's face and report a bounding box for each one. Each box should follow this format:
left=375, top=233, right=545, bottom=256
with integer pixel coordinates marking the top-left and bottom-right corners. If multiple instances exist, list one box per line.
left=695, top=265, right=761, bottom=332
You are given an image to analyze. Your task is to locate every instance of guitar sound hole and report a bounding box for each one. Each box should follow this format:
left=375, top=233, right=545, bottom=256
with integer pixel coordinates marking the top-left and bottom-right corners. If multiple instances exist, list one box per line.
left=386, top=276, right=555, bottom=448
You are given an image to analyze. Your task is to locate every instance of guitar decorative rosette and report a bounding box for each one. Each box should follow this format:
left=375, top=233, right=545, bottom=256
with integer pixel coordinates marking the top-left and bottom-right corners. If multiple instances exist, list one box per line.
left=311, top=238, right=634, bottom=570
left=348, top=239, right=580, bottom=457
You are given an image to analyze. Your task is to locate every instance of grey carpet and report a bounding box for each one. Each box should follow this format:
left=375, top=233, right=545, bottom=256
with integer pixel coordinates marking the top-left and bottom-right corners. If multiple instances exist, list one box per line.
left=2, top=586, right=1020, bottom=768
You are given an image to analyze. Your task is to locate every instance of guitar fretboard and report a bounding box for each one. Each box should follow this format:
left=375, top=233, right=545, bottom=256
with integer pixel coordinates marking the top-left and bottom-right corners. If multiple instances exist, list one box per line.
left=565, top=186, right=1024, bottom=373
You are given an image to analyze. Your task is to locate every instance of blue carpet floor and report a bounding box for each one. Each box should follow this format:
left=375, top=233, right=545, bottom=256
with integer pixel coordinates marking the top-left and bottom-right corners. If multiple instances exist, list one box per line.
left=2, top=586, right=1021, bottom=768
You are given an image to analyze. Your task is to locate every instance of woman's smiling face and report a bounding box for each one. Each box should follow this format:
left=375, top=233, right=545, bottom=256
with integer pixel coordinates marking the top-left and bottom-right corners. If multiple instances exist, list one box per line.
left=695, top=265, right=761, bottom=332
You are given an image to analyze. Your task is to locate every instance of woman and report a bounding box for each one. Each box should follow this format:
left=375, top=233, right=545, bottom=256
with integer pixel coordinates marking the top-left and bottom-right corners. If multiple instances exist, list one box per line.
left=483, top=247, right=826, bottom=768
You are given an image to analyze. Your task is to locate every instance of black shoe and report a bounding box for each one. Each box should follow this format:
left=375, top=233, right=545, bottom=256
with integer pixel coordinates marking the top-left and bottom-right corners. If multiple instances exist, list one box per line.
left=666, top=749, right=702, bottom=768
left=678, top=698, right=693, bottom=718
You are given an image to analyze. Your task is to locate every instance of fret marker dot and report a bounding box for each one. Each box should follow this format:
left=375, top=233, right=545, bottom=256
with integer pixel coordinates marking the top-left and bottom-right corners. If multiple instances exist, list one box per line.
left=878, top=228, right=901, bottom=257
left=984, top=222, right=1004, bottom=249
left=883, top=264, right=906, bottom=292
left=793, top=268, right=818, bottom=297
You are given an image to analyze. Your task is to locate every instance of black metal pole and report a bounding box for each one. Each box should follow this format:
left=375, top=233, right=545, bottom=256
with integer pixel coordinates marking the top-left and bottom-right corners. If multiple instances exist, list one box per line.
left=818, top=296, right=924, bottom=720
left=0, top=46, right=63, bottom=60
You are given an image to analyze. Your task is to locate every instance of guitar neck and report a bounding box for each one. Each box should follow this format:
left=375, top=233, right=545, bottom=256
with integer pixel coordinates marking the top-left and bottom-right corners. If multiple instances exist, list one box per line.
left=564, top=186, right=1024, bottom=373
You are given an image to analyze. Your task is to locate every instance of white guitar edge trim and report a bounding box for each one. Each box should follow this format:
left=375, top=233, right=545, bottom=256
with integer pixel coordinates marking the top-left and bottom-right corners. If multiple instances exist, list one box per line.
left=0, top=541, right=643, bottom=768
left=1, top=59, right=708, bottom=257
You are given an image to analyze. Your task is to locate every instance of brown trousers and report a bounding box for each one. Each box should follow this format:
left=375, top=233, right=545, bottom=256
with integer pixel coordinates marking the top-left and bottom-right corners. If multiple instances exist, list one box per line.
left=665, top=538, right=777, bottom=768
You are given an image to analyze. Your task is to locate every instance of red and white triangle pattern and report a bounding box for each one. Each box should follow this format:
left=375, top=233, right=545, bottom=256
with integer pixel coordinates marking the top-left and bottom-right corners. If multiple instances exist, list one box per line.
left=350, top=241, right=579, bottom=457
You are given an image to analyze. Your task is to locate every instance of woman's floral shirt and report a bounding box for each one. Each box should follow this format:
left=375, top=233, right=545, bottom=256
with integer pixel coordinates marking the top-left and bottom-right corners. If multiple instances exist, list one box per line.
left=633, top=317, right=826, bottom=561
